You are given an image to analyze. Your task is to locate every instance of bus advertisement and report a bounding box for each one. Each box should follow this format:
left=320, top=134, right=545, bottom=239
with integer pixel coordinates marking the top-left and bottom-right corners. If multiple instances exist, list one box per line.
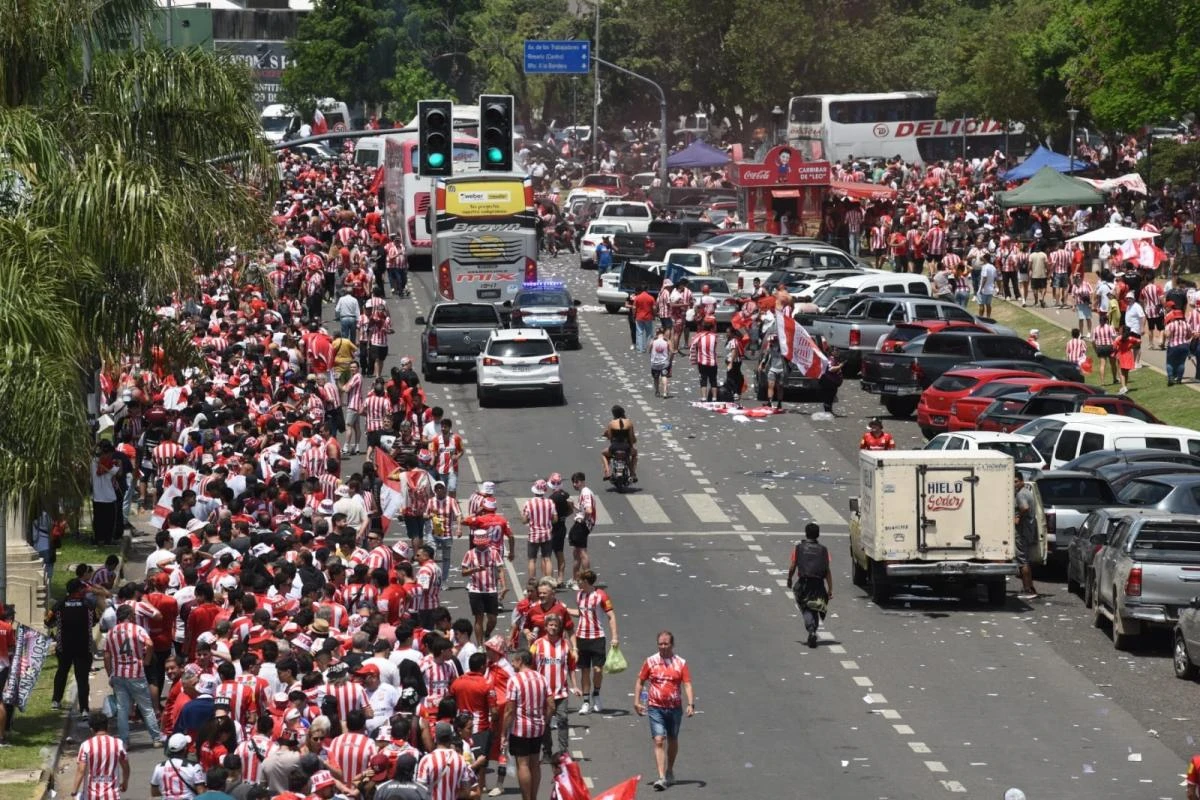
left=786, top=92, right=1035, bottom=164
left=382, top=135, right=480, bottom=269
left=432, top=173, right=539, bottom=309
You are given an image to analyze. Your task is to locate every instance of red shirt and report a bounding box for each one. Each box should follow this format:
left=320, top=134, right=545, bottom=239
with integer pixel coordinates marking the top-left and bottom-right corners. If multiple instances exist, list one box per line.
left=521, top=600, right=574, bottom=638
left=184, top=602, right=223, bottom=658
left=632, top=291, right=656, bottom=322
left=449, top=671, right=497, bottom=732
left=638, top=653, right=691, bottom=709
left=143, top=593, right=178, bottom=652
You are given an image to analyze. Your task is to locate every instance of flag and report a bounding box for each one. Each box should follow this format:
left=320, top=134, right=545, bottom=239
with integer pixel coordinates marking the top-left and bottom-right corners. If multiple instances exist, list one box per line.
left=550, top=753, right=591, bottom=800
left=1118, top=239, right=1138, bottom=263
left=312, top=108, right=328, bottom=135
left=369, top=165, right=385, bottom=196
left=777, top=315, right=828, bottom=379
left=3, top=624, right=52, bottom=711
left=1136, top=239, right=1166, bottom=269
left=592, top=776, right=640, bottom=800
left=374, top=449, right=406, bottom=518
left=150, top=485, right=181, bottom=530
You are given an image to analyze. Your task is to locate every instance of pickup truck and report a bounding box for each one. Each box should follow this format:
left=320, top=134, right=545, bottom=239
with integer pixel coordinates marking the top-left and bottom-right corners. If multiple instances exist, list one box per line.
left=596, top=261, right=671, bottom=313
left=629, top=248, right=714, bottom=276
left=612, top=219, right=717, bottom=264
left=593, top=201, right=654, bottom=234
left=801, top=295, right=1015, bottom=378
left=975, top=390, right=1162, bottom=433
left=860, top=331, right=1085, bottom=418
left=416, top=302, right=503, bottom=379
left=1092, top=512, right=1200, bottom=650
left=734, top=245, right=859, bottom=291
left=1027, top=470, right=1122, bottom=565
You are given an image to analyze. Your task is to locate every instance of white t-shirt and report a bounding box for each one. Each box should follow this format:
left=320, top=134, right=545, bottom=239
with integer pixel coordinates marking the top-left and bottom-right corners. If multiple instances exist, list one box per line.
left=456, top=642, right=480, bottom=675
left=389, top=646, right=422, bottom=667
left=650, top=338, right=672, bottom=369
left=366, top=683, right=401, bottom=735
left=1125, top=302, right=1146, bottom=335
left=1096, top=281, right=1113, bottom=312
left=364, top=655, right=401, bottom=688
left=150, top=757, right=206, bottom=800
left=978, top=264, right=998, bottom=294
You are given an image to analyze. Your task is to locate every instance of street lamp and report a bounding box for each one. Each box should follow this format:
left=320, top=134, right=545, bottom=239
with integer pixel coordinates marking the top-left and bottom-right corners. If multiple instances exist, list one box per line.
left=771, top=105, right=784, bottom=147
left=1067, top=108, right=1079, bottom=171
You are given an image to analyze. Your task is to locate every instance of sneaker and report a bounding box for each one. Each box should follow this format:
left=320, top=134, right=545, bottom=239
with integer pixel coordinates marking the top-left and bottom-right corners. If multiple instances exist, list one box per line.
left=591, top=696, right=602, bottom=713
left=1117, top=386, right=1129, bottom=395
left=1018, top=592, right=1038, bottom=600
left=488, top=788, right=504, bottom=797
left=51, top=701, right=61, bottom=711
left=567, top=580, right=580, bottom=590
left=665, top=771, right=675, bottom=786
left=578, top=700, right=591, bottom=715
left=653, top=779, right=668, bottom=791
left=807, top=633, right=818, bottom=648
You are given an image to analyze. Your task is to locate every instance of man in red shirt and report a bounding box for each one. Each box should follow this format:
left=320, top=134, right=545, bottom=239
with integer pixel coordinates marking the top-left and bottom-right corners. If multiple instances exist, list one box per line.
left=449, top=651, right=497, bottom=795
left=184, top=582, right=222, bottom=659
left=859, top=417, right=896, bottom=451
left=633, top=630, right=694, bottom=791
left=138, top=573, right=178, bottom=708
left=631, top=288, right=656, bottom=353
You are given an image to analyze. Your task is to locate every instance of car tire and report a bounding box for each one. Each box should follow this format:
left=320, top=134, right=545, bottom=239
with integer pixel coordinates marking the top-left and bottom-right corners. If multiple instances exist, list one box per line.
left=1083, top=570, right=1095, bottom=608
left=604, top=304, right=622, bottom=314
left=422, top=360, right=436, bottom=382
left=1112, top=598, right=1138, bottom=650
left=1091, top=586, right=1106, bottom=629
left=570, top=338, right=582, bottom=350
left=884, top=397, right=918, bottom=418
left=869, top=560, right=891, bottom=605
left=850, top=556, right=868, bottom=588
left=1066, top=569, right=1081, bottom=597
left=477, top=386, right=490, bottom=407
left=919, top=426, right=938, bottom=440
left=1175, top=632, right=1199, bottom=680
left=554, top=387, right=567, bottom=405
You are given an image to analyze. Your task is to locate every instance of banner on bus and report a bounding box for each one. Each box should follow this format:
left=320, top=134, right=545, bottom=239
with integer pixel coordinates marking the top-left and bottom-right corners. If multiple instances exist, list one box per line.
left=734, top=146, right=831, bottom=188
left=444, top=180, right=527, bottom=216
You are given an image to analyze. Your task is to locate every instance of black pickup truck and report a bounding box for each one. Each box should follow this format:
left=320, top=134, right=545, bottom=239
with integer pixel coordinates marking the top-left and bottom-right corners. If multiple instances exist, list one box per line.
left=612, top=219, right=717, bottom=263
left=860, top=330, right=1085, bottom=417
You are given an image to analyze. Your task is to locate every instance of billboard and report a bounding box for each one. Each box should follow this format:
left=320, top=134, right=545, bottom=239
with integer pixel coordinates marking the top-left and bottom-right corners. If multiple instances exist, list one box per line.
left=215, top=40, right=289, bottom=108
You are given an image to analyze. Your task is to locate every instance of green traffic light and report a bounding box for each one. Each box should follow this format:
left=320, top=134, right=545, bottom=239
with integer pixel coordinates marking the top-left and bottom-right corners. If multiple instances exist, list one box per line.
left=486, top=147, right=504, bottom=164
left=427, top=152, right=445, bottom=168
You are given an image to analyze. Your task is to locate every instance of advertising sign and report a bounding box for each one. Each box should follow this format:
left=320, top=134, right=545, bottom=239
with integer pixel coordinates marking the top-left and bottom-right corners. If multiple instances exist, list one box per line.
left=215, top=40, right=289, bottom=109
left=734, top=146, right=831, bottom=187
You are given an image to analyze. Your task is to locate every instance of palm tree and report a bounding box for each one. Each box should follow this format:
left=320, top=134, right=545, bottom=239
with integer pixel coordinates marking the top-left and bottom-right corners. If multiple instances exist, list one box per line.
left=0, top=0, right=276, bottom=572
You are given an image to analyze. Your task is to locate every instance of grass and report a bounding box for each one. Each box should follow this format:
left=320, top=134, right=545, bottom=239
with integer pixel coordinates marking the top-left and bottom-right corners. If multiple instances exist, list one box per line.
left=986, top=300, right=1200, bottom=431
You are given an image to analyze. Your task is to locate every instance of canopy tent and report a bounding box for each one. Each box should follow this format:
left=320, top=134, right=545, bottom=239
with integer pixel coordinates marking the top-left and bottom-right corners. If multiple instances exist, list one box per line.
left=1000, top=145, right=1090, bottom=181
left=994, top=166, right=1106, bottom=208
left=1067, top=224, right=1159, bottom=244
left=666, top=140, right=732, bottom=169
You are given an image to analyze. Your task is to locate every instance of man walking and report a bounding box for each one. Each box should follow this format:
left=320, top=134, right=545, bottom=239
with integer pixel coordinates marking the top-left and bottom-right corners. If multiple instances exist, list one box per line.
left=632, top=287, right=657, bottom=353
left=532, top=613, right=578, bottom=762
left=1014, top=473, right=1039, bottom=600
left=571, top=569, right=617, bottom=715
left=633, top=631, right=694, bottom=791
left=506, top=651, right=552, bottom=800
left=72, top=712, right=129, bottom=800
left=786, top=523, right=833, bottom=648
left=104, top=604, right=164, bottom=747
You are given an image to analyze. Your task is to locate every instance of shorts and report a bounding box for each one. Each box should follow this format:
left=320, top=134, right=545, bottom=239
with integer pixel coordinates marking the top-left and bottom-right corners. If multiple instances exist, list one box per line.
left=527, top=539, right=553, bottom=559
left=370, top=344, right=388, bottom=363
left=404, top=515, right=425, bottom=540
left=660, top=317, right=673, bottom=330
left=1017, top=272, right=1029, bottom=283
left=767, top=367, right=784, bottom=382
left=568, top=520, right=591, bottom=549
left=576, top=637, right=607, bottom=669
left=367, top=430, right=386, bottom=447
left=551, top=522, right=567, bottom=554
left=438, top=472, right=458, bottom=493
left=1052, top=273, right=1067, bottom=288
left=647, top=706, right=683, bottom=739
left=472, top=729, right=493, bottom=762
left=698, top=364, right=718, bottom=387
left=1148, top=316, right=1164, bottom=332
left=1014, top=527, right=1037, bottom=566
left=1076, top=304, right=1092, bottom=320
left=1094, top=344, right=1114, bottom=358
left=509, top=734, right=543, bottom=758
left=977, top=292, right=994, bottom=306
left=345, top=409, right=360, bottom=428
left=468, top=591, right=500, bottom=616
left=1031, top=277, right=1047, bottom=290
left=651, top=366, right=671, bottom=381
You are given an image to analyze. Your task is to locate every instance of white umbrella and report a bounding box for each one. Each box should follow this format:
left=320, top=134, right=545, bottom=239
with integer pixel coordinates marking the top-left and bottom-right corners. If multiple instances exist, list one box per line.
left=1067, top=223, right=1158, bottom=244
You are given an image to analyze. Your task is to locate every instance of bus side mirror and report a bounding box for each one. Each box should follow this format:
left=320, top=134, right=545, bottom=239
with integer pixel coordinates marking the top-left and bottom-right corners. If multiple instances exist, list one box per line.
left=849, top=498, right=860, bottom=515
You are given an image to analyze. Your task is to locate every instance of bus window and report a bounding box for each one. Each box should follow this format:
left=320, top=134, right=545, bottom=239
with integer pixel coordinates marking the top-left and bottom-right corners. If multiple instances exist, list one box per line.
left=789, top=97, right=823, bottom=124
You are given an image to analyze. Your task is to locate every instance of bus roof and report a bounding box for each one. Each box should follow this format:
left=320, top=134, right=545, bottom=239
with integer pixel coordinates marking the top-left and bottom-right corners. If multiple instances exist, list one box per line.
left=795, top=91, right=935, bottom=102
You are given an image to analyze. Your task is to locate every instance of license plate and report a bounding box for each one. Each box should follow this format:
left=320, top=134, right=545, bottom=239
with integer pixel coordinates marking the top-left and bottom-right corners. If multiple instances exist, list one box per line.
left=478, top=289, right=501, bottom=300
left=937, top=562, right=968, bottom=573
left=453, top=354, right=473, bottom=361
left=504, top=365, right=533, bottom=372
left=932, top=416, right=947, bottom=424
left=881, top=386, right=899, bottom=395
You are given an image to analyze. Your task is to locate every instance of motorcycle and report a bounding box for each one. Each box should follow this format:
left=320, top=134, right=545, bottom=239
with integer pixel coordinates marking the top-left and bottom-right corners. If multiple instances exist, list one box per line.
left=610, top=450, right=631, bottom=492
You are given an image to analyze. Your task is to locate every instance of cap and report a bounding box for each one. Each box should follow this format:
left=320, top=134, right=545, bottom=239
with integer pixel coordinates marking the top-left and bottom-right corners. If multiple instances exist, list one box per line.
left=311, top=618, right=331, bottom=634
left=471, top=529, right=490, bottom=545
left=196, top=631, right=217, bottom=647
left=663, top=278, right=673, bottom=287
left=1029, top=328, right=1039, bottom=336
left=480, top=481, right=496, bottom=495
left=186, top=519, right=208, bottom=532
left=531, top=479, right=548, bottom=496
left=482, top=497, right=498, bottom=512
left=391, top=540, right=413, bottom=560
left=317, top=499, right=335, bottom=516
left=213, top=695, right=232, bottom=714
left=433, top=479, right=446, bottom=489
left=167, top=733, right=191, bottom=753
left=196, top=675, right=218, bottom=696
left=273, top=691, right=290, bottom=706
left=310, top=770, right=336, bottom=791
left=369, top=753, right=392, bottom=782
left=354, top=663, right=380, bottom=678
left=1125, top=291, right=1135, bottom=299
left=484, top=635, right=507, bottom=655
left=434, top=721, right=454, bottom=742
left=182, top=663, right=203, bottom=679
left=334, top=486, right=351, bottom=498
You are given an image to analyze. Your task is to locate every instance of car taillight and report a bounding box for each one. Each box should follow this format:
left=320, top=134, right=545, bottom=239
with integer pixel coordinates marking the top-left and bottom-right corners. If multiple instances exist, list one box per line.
left=524, top=257, right=537, bottom=284
left=1045, top=511, right=1056, bottom=534
left=643, top=236, right=653, bottom=253
left=582, top=239, right=595, bottom=247
left=437, top=260, right=453, bottom=300
left=426, top=330, right=438, bottom=351
left=1125, top=566, right=1142, bottom=597
left=539, top=355, right=559, bottom=364
left=1092, top=543, right=1104, bottom=556
left=910, top=361, right=924, bottom=382
left=849, top=329, right=861, bottom=347
left=482, top=357, right=502, bottom=366
left=510, top=310, right=523, bottom=324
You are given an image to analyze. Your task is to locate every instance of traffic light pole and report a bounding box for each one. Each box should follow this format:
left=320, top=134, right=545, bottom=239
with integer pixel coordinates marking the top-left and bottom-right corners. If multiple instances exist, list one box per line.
left=591, top=56, right=668, bottom=196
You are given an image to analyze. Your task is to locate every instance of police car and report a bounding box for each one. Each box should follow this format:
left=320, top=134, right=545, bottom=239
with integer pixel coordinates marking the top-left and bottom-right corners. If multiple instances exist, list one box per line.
left=506, top=282, right=581, bottom=349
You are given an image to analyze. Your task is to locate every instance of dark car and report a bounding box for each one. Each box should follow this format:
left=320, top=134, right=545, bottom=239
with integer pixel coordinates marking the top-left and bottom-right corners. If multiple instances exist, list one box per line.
left=1060, top=449, right=1200, bottom=475
left=1117, top=475, right=1200, bottom=515
left=1029, top=470, right=1121, bottom=563
left=1100, top=462, right=1200, bottom=494
left=752, top=334, right=829, bottom=401
left=507, top=285, right=581, bottom=349
left=1068, top=507, right=1135, bottom=604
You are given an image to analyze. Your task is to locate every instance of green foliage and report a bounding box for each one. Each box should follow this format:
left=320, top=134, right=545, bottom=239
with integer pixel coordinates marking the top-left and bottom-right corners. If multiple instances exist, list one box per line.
left=1138, top=140, right=1200, bottom=187
left=397, top=0, right=483, bottom=106
left=384, top=61, right=454, bottom=122
left=282, top=0, right=399, bottom=111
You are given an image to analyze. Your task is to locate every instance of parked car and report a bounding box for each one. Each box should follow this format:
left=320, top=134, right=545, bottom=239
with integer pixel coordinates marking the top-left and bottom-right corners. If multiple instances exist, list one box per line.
left=1062, top=449, right=1200, bottom=475
left=612, top=219, right=718, bottom=263
left=1174, top=597, right=1200, bottom=679
left=579, top=222, right=631, bottom=269
left=1102, top=463, right=1200, bottom=494
left=751, top=334, right=829, bottom=401
left=692, top=232, right=774, bottom=270
left=1028, top=470, right=1122, bottom=564
left=1092, top=512, right=1200, bottom=650
left=876, top=321, right=992, bottom=353
left=1017, top=416, right=1200, bottom=470
left=916, top=368, right=1045, bottom=438
left=475, top=328, right=564, bottom=406
left=974, top=389, right=1159, bottom=433
left=1068, top=507, right=1135, bottom=604
left=946, top=378, right=1085, bottom=433
left=924, top=431, right=1045, bottom=470
left=508, top=284, right=581, bottom=348
left=1118, top=474, right=1200, bottom=515
left=594, top=201, right=654, bottom=233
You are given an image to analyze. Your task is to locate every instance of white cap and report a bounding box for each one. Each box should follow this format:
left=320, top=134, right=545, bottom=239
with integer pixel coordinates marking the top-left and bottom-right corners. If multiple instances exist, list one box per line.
left=167, top=733, right=191, bottom=753
left=1004, top=790, right=1026, bottom=800
left=480, top=481, right=496, bottom=495
left=1029, top=329, right=1039, bottom=336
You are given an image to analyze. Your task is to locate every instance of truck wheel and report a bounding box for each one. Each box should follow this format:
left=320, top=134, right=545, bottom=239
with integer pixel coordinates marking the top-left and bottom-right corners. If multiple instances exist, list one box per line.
left=1175, top=632, right=1199, bottom=680
left=986, top=580, right=1007, bottom=607
left=604, top=304, right=622, bottom=314
left=553, top=387, right=566, bottom=406
left=851, top=556, right=868, bottom=588
left=1112, top=601, right=1138, bottom=651
left=476, top=386, right=490, bottom=408
left=422, top=360, right=437, bottom=382
left=884, top=397, right=918, bottom=418
left=1066, top=569, right=1081, bottom=597
left=1083, top=571, right=1095, bottom=608
left=1091, top=588, right=1106, bottom=629
left=869, top=560, right=891, bottom=605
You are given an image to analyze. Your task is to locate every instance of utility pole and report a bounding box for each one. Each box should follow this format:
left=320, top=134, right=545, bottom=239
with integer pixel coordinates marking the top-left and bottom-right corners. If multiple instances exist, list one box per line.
left=592, top=0, right=600, bottom=171
left=591, top=56, right=667, bottom=195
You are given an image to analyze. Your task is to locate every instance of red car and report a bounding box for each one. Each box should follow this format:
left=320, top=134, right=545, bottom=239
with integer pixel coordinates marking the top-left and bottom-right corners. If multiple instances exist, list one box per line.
left=877, top=321, right=992, bottom=353
left=916, top=367, right=1047, bottom=439
left=946, top=378, right=1099, bottom=432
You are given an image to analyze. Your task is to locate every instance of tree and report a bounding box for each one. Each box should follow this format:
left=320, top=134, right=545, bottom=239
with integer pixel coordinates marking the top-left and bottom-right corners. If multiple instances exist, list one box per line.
left=398, top=0, right=484, bottom=106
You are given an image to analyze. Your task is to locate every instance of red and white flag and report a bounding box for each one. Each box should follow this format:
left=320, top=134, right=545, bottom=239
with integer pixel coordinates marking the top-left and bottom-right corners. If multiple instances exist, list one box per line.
left=149, top=486, right=181, bottom=530
left=1118, top=239, right=1138, bottom=263
left=373, top=449, right=406, bottom=518
left=1136, top=239, right=1167, bottom=269
left=312, top=109, right=328, bottom=135
left=778, top=315, right=828, bottom=379
left=550, top=753, right=591, bottom=800
left=592, top=776, right=640, bottom=800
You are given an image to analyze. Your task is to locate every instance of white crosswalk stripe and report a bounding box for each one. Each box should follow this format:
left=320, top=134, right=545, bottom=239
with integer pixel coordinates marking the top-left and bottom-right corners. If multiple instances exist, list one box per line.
left=681, top=493, right=729, bottom=524
left=626, top=494, right=669, bottom=524
left=738, top=494, right=787, bottom=524
left=794, top=494, right=846, bottom=527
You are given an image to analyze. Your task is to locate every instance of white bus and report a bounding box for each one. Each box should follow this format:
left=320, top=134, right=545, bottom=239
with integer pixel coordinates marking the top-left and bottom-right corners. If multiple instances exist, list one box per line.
left=786, top=92, right=1035, bottom=164
left=382, top=135, right=481, bottom=269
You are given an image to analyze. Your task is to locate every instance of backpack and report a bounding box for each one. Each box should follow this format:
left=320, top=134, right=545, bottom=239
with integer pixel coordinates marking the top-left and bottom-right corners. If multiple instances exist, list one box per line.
left=793, top=540, right=828, bottom=580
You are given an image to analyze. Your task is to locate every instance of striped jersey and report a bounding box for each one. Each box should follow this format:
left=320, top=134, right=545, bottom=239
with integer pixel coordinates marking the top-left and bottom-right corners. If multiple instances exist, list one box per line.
left=689, top=331, right=719, bottom=366
left=419, top=655, right=458, bottom=702
left=324, top=680, right=371, bottom=721
left=1049, top=249, right=1072, bottom=274
left=1092, top=323, right=1117, bottom=347
left=344, top=373, right=363, bottom=412
left=522, top=497, right=557, bottom=542
left=461, top=546, right=502, bottom=594
left=77, top=734, right=127, bottom=800
left=416, top=747, right=476, bottom=800
left=1065, top=338, right=1087, bottom=364
left=574, top=588, right=613, bottom=640
left=430, top=433, right=462, bottom=475
left=362, top=393, right=394, bottom=432
left=425, top=495, right=460, bottom=538
left=413, top=561, right=442, bottom=611
left=328, top=731, right=378, bottom=783
left=216, top=680, right=256, bottom=728
left=532, top=635, right=575, bottom=699
left=1141, top=282, right=1163, bottom=317
left=104, top=621, right=151, bottom=679
left=575, top=487, right=597, bottom=529
left=507, top=669, right=550, bottom=738
left=1166, top=318, right=1192, bottom=347
left=151, top=441, right=187, bottom=471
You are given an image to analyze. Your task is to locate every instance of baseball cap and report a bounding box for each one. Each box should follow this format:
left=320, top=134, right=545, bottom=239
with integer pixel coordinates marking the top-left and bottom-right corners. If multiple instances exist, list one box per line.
left=354, top=663, right=380, bottom=678
left=310, top=770, right=336, bottom=791
left=480, top=481, right=496, bottom=495
left=186, top=519, right=208, bottom=532
left=326, top=661, right=350, bottom=679
left=196, top=675, right=218, bottom=696
left=368, top=753, right=392, bottom=781
left=1125, top=291, right=1135, bottom=299
left=471, top=529, right=490, bottom=545
left=1028, top=328, right=1039, bottom=336
left=213, top=695, right=232, bottom=715
left=167, top=733, right=191, bottom=752
left=434, top=721, right=454, bottom=743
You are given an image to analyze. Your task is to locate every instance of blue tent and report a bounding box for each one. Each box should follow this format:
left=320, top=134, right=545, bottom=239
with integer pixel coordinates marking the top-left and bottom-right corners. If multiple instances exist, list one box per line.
left=666, top=140, right=731, bottom=169
left=1001, top=145, right=1089, bottom=181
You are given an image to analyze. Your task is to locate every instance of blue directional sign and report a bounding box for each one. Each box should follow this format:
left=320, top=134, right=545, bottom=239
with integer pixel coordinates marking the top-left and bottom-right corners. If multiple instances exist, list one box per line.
left=523, top=40, right=591, bottom=75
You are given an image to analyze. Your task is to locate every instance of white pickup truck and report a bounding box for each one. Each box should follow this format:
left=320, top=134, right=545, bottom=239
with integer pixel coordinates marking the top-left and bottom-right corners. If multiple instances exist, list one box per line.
left=629, top=248, right=713, bottom=276
left=593, top=201, right=654, bottom=234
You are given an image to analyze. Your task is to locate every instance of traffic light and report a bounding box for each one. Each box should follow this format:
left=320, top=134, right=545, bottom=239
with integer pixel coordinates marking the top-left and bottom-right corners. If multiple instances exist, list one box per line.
left=417, top=99, right=453, bottom=177
left=479, top=94, right=514, bottom=172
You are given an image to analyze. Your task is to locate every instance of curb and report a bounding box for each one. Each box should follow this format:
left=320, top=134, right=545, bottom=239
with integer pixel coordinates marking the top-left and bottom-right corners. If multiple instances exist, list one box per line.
left=36, top=529, right=132, bottom=800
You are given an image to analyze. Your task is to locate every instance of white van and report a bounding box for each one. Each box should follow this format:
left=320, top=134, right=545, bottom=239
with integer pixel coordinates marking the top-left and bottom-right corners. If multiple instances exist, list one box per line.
left=259, top=98, right=352, bottom=143
left=354, top=136, right=385, bottom=168
left=594, top=201, right=653, bottom=234
left=811, top=272, right=931, bottom=311
left=1016, top=413, right=1200, bottom=469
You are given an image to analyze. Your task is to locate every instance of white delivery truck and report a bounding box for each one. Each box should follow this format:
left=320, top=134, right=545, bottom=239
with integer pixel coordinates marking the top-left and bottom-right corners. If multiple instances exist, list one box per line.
left=848, top=450, right=1043, bottom=606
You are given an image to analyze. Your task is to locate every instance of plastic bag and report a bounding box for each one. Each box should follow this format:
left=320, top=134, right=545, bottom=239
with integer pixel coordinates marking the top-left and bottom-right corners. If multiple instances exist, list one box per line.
left=604, top=643, right=628, bottom=674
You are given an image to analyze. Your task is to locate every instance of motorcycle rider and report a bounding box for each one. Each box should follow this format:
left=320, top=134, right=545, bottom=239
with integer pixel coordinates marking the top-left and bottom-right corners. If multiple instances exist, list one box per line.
left=601, top=405, right=638, bottom=484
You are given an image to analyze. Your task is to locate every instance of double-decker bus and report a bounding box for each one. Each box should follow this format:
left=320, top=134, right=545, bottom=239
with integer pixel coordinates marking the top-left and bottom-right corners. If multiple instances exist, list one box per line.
left=431, top=173, right=539, bottom=309
left=786, top=91, right=1035, bottom=164
left=382, top=135, right=480, bottom=270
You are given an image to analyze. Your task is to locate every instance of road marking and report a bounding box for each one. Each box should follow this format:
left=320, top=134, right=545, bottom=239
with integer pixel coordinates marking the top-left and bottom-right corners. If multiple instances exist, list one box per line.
left=853, top=676, right=874, bottom=687
left=626, top=494, right=669, bottom=524
left=738, top=534, right=755, bottom=542
left=682, top=493, right=729, bottom=523
left=924, top=761, right=947, bottom=773
left=908, top=742, right=931, bottom=754
left=941, top=781, right=967, bottom=793
left=775, top=578, right=789, bottom=587
left=746, top=544, right=762, bottom=552
left=893, top=724, right=914, bottom=735
left=827, top=645, right=846, bottom=654
left=593, top=496, right=613, bottom=526
left=877, top=709, right=901, bottom=719
left=606, top=529, right=849, bottom=538
left=468, top=455, right=482, bottom=483
left=863, top=693, right=888, bottom=704
left=738, top=494, right=787, bottom=524
left=795, top=494, right=846, bottom=527
left=839, top=660, right=859, bottom=670
left=755, top=554, right=773, bottom=564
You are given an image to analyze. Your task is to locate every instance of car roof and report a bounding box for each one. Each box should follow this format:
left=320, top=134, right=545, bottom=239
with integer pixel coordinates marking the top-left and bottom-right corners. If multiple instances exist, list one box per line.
left=1123, top=473, right=1200, bottom=487
left=1033, top=469, right=1108, bottom=480
left=1035, top=413, right=1148, bottom=426
left=943, top=431, right=1034, bottom=443
left=487, top=327, right=552, bottom=341
left=940, top=367, right=1041, bottom=380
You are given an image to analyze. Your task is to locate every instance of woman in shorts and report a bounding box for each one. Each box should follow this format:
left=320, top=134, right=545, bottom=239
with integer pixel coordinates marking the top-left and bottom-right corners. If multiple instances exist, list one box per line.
left=1091, top=315, right=1117, bottom=385
left=649, top=328, right=673, bottom=398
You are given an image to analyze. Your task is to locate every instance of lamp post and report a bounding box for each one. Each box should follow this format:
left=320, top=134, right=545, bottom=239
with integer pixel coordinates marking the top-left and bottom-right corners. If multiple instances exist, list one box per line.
left=1067, top=107, right=1079, bottom=171
left=591, top=0, right=600, bottom=171
left=771, top=105, right=784, bottom=148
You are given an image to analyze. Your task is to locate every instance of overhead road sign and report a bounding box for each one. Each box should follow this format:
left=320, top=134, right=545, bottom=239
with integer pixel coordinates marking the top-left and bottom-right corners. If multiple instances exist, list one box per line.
left=523, top=40, right=591, bottom=74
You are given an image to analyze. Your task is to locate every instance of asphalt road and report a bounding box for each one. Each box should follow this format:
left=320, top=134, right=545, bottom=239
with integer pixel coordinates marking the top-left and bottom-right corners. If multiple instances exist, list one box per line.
left=60, top=252, right=1196, bottom=799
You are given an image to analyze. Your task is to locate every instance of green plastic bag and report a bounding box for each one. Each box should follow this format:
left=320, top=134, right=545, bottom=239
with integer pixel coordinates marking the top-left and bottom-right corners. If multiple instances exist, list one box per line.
left=604, top=643, right=628, bottom=674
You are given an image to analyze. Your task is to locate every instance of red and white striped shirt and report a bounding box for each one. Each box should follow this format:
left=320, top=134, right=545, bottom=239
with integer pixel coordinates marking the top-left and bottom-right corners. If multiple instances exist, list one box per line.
left=576, top=487, right=597, bottom=529
left=368, top=311, right=392, bottom=347
left=532, top=635, right=575, bottom=699
left=343, top=373, right=364, bottom=413
left=1049, top=249, right=1072, bottom=275
left=1186, top=308, right=1200, bottom=335
left=327, top=731, right=378, bottom=783
left=216, top=680, right=256, bottom=728
left=413, top=561, right=442, bottom=611
left=151, top=441, right=187, bottom=472
left=461, top=546, right=501, bottom=594
left=426, top=495, right=460, bottom=537
left=404, top=470, right=433, bottom=517
left=1092, top=323, right=1117, bottom=347
left=1141, top=283, right=1164, bottom=317
left=1065, top=338, right=1087, bottom=364
left=522, top=497, right=557, bottom=543
left=234, top=734, right=274, bottom=784
left=318, top=473, right=342, bottom=501
left=689, top=331, right=719, bottom=366
left=324, top=680, right=371, bottom=721
left=1166, top=318, right=1192, bottom=347
left=924, top=225, right=945, bottom=256
left=76, top=734, right=127, bottom=800
left=420, top=655, right=458, bottom=702
left=416, top=747, right=476, bottom=800
left=104, top=621, right=151, bottom=679
left=430, top=433, right=462, bottom=475
left=869, top=225, right=887, bottom=251
left=1072, top=281, right=1093, bottom=305
left=940, top=252, right=963, bottom=273
left=507, top=669, right=550, bottom=738
left=843, top=208, right=864, bottom=234
left=162, top=463, right=198, bottom=492
left=362, top=393, right=394, bottom=432
left=574, top=588, right=613, bottom=640
left=366, top=544, right=394, bottom=575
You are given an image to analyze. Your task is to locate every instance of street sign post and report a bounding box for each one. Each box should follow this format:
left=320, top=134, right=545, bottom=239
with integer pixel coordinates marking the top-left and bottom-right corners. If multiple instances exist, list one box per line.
left=523, top=40, right=591, bottom=74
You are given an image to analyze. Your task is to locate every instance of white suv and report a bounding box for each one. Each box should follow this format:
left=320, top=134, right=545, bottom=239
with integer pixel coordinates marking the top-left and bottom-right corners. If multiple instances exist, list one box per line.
left=475, top=328, right=565, bottom=407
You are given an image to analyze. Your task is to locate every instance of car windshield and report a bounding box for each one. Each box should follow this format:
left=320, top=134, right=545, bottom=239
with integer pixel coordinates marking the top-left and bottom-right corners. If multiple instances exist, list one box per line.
left=601, top=205, right=649, bottom=218
left=1038, top=476, right=1117, bottom=504
left=584, top=175, right=620, bottom=188
left=516, top=291, right=570, bottom=306
left=690, top=279, right=730, bottom=294
left=1119, top=479, right=1173, bottom=506
left=489, top=339, right=554, bottom=357
left=979, top=442, right=1043, bottom=464
left=589, top=224, right=628, bottom=234
left=432, top=306, right=498, bottom=325
left=261, top=115, right=292, bottom=132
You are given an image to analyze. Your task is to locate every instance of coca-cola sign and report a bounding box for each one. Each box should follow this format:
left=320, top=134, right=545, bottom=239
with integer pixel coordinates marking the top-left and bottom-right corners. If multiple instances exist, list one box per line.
left=740, top=169, right=771, bottom=181
left=734, top=146, right=831, bottom=187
